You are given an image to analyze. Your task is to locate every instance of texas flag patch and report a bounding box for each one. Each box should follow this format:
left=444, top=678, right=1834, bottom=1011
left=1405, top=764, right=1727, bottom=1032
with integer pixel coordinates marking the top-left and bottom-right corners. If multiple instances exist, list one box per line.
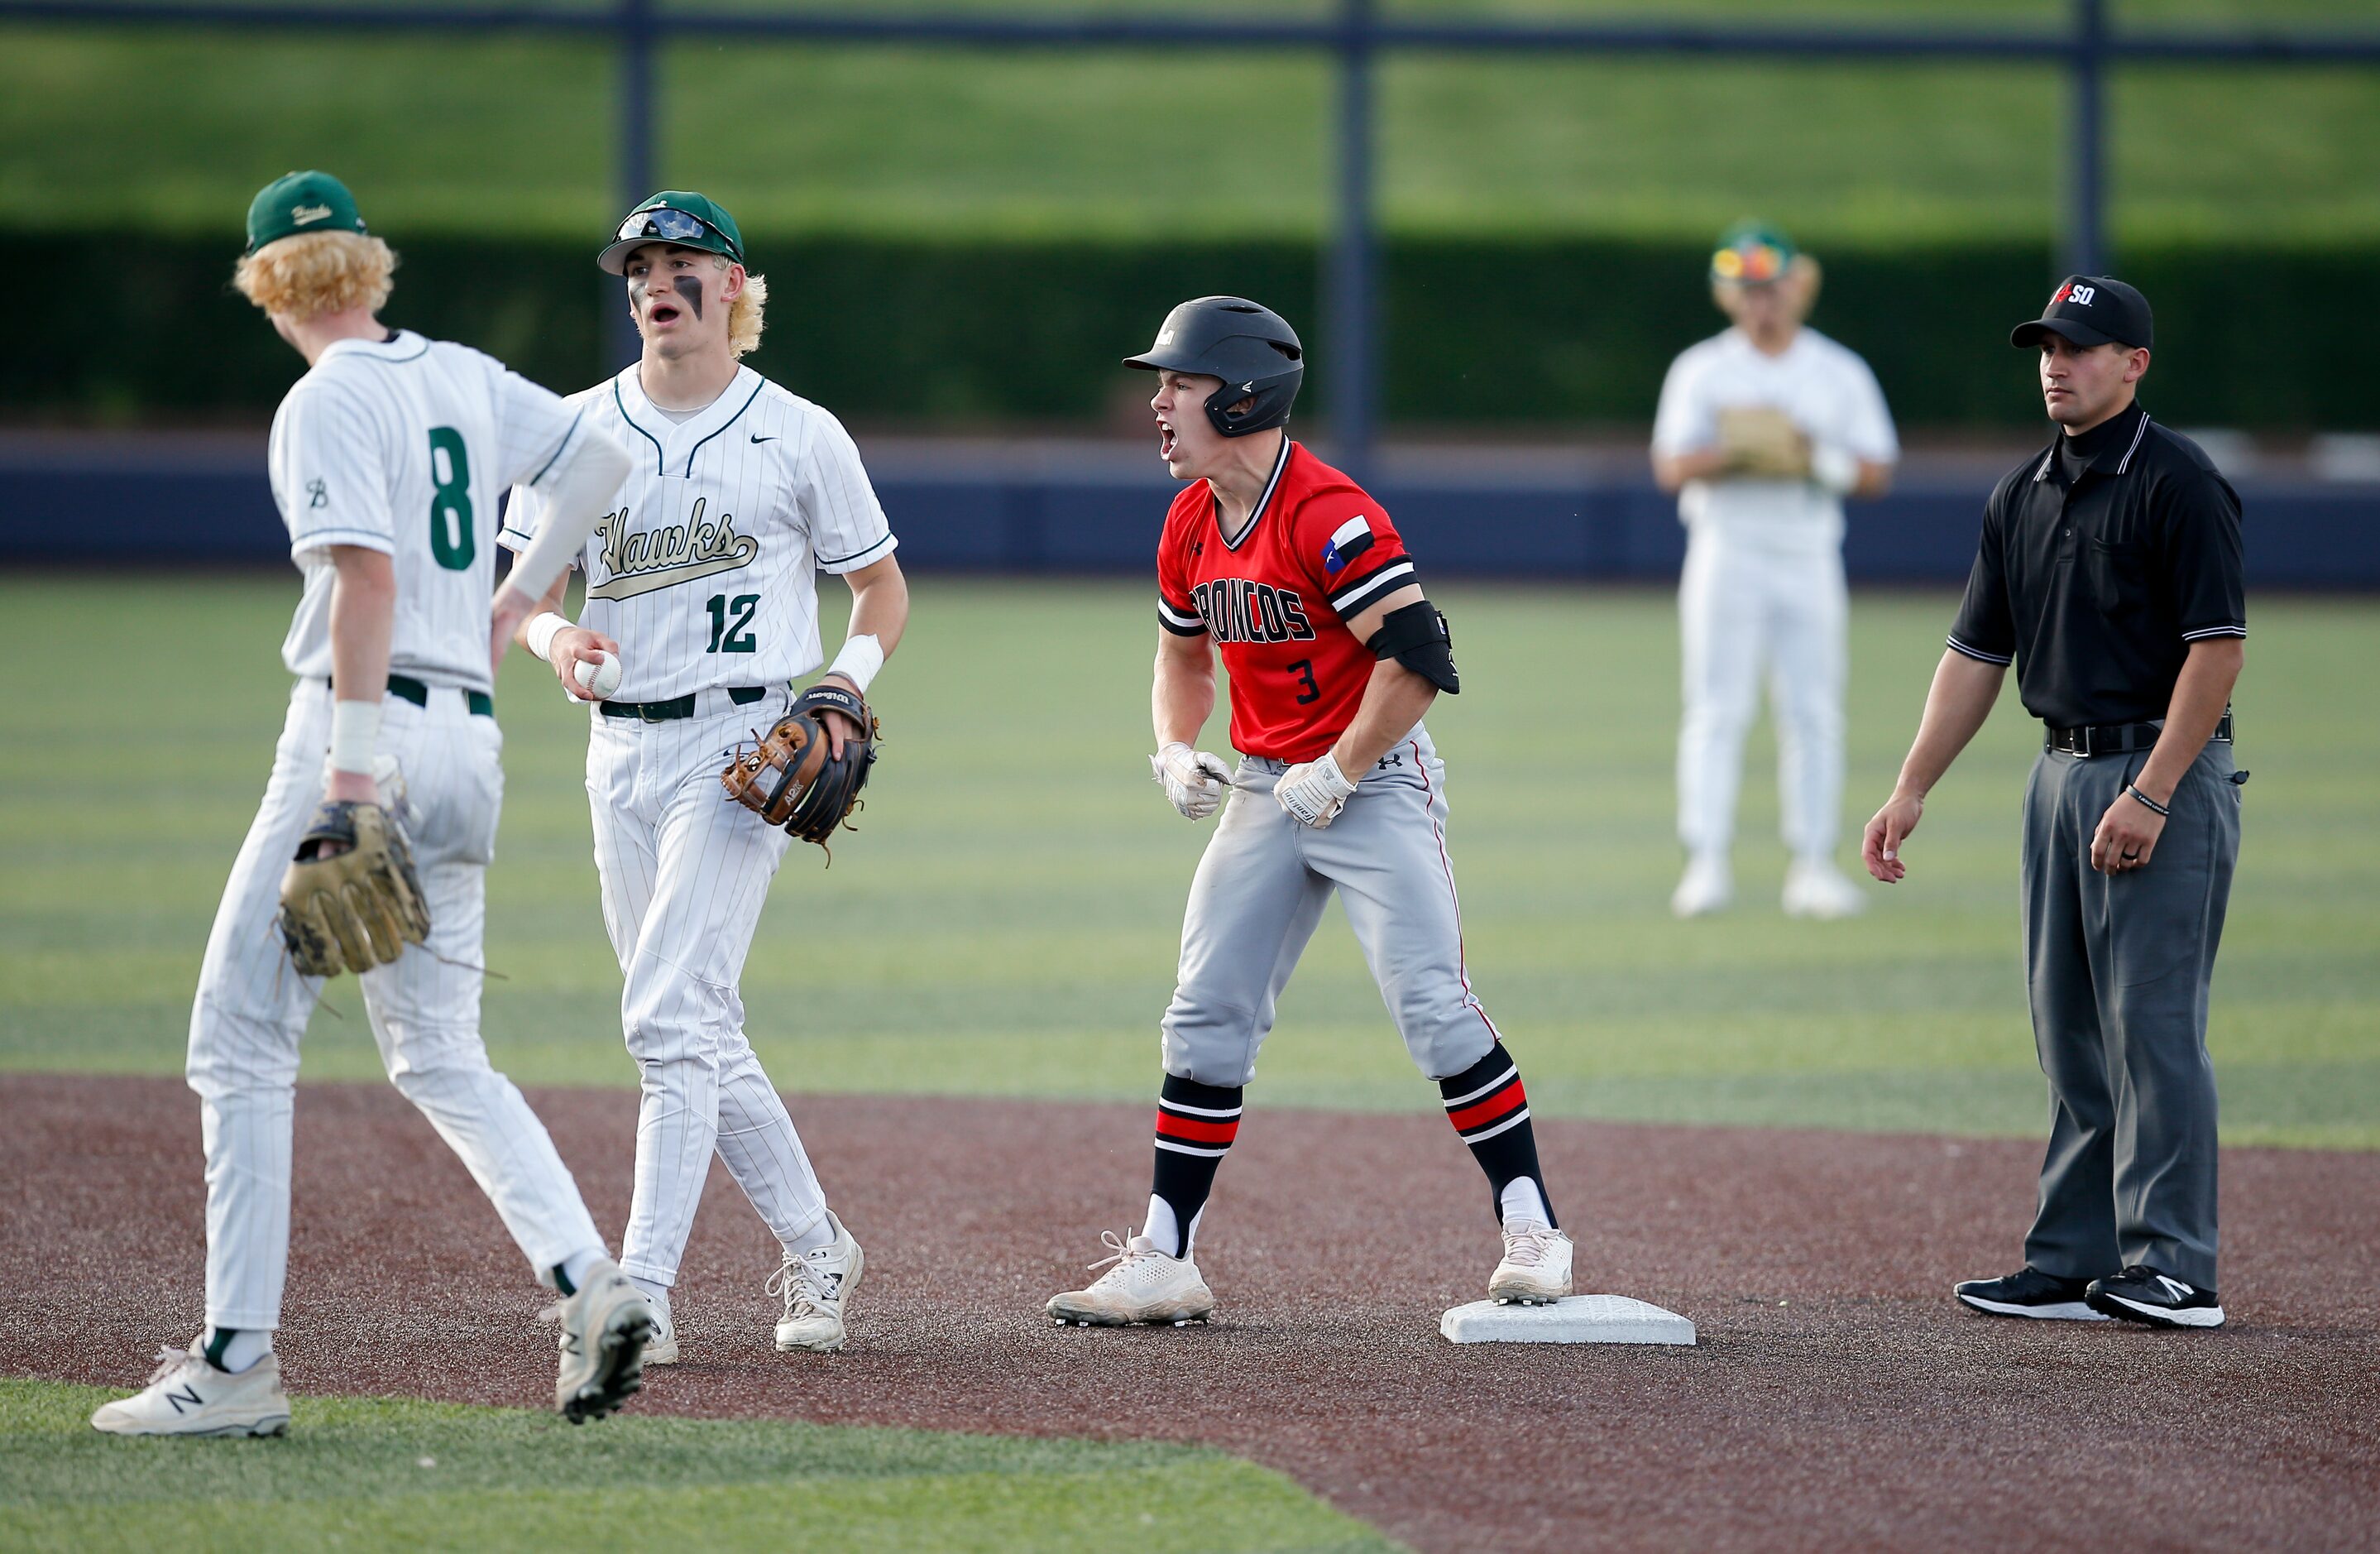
left=1321, top=515, right=1376, bottom=575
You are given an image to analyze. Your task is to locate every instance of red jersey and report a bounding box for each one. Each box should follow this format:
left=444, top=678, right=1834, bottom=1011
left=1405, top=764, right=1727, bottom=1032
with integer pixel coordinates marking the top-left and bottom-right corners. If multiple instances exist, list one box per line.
left=1156, top=440, right=1419, bottom=762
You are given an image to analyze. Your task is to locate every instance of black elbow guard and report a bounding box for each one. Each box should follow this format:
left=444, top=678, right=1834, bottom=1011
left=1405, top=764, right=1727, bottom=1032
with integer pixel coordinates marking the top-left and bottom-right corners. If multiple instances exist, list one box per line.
left=1367, top=599, right=1459, bottom=694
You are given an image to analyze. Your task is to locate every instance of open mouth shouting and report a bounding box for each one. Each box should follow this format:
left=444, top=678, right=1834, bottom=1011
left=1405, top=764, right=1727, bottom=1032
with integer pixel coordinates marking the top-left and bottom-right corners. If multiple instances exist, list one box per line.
left=1156, top=417, right=1178, bottom=461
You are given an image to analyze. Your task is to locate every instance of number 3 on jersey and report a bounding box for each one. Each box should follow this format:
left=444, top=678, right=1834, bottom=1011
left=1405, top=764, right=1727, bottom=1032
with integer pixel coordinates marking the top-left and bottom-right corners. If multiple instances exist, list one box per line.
left=706, top=592, right=759, bottom=654
left=426, top=426, right=474, bottom=571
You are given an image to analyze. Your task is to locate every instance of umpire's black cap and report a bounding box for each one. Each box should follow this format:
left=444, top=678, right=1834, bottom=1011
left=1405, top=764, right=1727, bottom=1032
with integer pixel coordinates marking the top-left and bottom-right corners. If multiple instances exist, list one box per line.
left=1125, top=296, right=1305, bottom=437
left=2012, top=275, right=2153, bottom=352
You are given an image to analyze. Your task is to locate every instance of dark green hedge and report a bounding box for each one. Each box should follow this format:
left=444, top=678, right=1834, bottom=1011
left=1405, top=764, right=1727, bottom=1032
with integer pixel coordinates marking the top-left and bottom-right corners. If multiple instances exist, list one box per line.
left=29, top=231, right=2375, bottom=430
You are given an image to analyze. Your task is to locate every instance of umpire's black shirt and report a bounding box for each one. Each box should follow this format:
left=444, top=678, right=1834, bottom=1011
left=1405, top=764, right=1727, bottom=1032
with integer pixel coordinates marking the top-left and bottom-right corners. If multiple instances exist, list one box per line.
left=1948, top=400, right=2245, bottom=728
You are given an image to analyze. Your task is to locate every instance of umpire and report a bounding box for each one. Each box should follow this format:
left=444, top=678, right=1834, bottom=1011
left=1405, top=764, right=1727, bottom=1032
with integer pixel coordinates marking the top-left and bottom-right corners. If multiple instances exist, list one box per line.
left=1862, top=276, right=2245, bottom=1330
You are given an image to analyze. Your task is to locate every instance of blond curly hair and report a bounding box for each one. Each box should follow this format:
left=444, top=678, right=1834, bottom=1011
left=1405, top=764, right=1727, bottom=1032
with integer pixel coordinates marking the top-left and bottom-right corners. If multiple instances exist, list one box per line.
left=233, top=230, right=397, bottom=322
left=725, top=257, right=766, bottom=358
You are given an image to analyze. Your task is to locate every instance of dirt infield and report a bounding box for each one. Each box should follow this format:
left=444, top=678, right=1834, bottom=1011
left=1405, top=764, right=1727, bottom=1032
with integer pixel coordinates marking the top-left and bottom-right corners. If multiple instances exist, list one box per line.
left=7, top=1072, right=2376, bottom=1552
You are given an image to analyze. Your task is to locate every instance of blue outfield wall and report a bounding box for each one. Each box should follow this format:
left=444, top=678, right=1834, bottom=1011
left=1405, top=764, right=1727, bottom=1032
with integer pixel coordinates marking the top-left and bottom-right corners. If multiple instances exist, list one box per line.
left=2, top=438, right=2376, bottom=588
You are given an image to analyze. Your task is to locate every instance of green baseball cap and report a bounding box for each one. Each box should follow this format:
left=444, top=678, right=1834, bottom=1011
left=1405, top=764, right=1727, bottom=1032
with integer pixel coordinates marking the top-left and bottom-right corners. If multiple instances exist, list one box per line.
left=598, top=191, right=745, bottom=275
left=1710, top=220, right=1796, bottom=285
left=245, top=170, right=369, bottom=256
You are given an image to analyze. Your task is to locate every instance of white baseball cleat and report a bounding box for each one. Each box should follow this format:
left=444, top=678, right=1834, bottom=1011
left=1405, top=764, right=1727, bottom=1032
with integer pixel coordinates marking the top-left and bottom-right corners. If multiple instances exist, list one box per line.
left=1783, top=858, right=1867, bottom=919
left=89, top=1342, right=292, bottom=1438
left=640, top=1288, right=679, bottom=1366
left=1488, top=1221, right=1575, bottom=1306
left=544, top=1257, right=652, bottom=1422
left=1670, top=856, right=1733, bottom=918
left=1046, top=1230, right=1216, bottom=1327
left=771, top=1211, right=864, bottom=1354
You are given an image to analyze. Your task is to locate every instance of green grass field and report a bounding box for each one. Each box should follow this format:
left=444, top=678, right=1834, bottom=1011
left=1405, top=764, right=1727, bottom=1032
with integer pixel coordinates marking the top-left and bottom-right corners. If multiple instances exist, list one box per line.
left=0, top=1379, right=1395, bottom=1553
left=7, top=0, right=2379, bottom=242
left=2, top=576, right=2373, bottom=1147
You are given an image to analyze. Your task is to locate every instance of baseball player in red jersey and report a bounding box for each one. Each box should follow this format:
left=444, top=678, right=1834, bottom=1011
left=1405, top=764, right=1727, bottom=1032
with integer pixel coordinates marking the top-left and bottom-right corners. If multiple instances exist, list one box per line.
left=1047, top=297, right=1573, bottom=1326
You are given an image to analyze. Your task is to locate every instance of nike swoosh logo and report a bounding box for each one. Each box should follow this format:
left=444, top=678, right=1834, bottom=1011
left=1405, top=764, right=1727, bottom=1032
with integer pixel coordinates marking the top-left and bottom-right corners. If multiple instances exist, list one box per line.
left=750, top=434, right=775, bottom=444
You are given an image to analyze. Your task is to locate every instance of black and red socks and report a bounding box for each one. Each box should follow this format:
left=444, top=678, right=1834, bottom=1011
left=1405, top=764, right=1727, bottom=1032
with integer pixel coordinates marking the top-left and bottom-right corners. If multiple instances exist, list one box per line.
left=1439, top=1047, right=1556, bottom=1228
left=1144, top=1074, right=1243, bottom=1259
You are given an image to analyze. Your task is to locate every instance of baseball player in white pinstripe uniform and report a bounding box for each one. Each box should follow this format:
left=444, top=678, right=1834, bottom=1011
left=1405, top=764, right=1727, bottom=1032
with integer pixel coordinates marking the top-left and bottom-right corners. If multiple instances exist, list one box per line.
left=500, top=192, right=907, bottom=1360
left=93, top=173, right=652, bottom=1437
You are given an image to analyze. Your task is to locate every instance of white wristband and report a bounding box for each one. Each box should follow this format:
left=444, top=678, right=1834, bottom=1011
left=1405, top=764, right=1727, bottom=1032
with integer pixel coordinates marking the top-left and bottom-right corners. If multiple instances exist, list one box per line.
left=827, top=633, right=885, bottom=694
left=1809, top=444, right=1860, bottom=496
left=524, top=612, right=570, bottom=663
left=328, top=697, right=382, bottom=776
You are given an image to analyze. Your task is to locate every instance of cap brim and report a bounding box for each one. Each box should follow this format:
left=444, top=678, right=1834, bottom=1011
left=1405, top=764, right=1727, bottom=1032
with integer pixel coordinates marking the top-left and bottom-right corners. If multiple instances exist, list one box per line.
left=596, top=235, right=737, bottom=276
left=2012, top=317, right=2126, bottom=349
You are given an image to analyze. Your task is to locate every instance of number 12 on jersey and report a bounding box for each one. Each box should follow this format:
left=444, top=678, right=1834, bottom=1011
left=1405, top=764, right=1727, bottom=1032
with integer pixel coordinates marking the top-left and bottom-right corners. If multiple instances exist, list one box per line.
left=706, top=592, right=759, bottom=654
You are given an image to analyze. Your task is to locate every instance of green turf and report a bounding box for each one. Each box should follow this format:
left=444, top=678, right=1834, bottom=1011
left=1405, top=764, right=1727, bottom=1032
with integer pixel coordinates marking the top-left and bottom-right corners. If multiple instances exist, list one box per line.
left=6, top=0, right=2378, bottom=242
left=0, top=1377, right=1396, bottom=1553
left=0, top=576, right=2373, bottom=1147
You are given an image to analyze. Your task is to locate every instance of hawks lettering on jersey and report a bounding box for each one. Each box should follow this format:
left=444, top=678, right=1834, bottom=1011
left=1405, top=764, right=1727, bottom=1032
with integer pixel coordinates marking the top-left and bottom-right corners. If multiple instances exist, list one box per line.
left=1156, top=440, right=1418, bottom=763
left=499, top=365, right=896, bottom=703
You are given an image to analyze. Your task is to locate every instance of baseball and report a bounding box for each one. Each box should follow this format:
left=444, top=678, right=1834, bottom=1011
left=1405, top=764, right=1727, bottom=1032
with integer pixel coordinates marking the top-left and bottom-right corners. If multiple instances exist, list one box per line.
left=573, top=650, right=623, bottom=700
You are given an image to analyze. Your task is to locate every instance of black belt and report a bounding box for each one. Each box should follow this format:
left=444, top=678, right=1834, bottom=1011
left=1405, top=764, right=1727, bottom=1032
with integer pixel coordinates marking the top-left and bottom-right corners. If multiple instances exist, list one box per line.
left=2045, top=710, right=2232, bottom=757
left=327, top=674, right=493, bottom=717
left=600, top=686, right=770, bottom=722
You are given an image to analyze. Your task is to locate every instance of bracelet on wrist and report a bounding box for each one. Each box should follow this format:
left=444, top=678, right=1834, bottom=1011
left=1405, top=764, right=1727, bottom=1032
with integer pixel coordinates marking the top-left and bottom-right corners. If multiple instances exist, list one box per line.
left=2124, top=784, right=2171, bottom=818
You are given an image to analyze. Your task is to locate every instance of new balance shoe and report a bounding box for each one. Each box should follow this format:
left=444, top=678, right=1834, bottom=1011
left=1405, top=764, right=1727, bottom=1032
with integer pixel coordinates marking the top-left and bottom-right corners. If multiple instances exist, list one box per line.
left=772, top=1211, right=864, bottom=1354
left=1046, top=1230, right=1214, bottom=1326
left=89, top=1341, right=292, bottom=1437
left=1954, top=1265, right=2109, bottom=1321
left=1488, top=1220, right=1574, bottom=1305
left=2086, top=1265, right=2225, bottom=1329
left=640, top=1288, right=679, bottom=1366
left=544, top=1257, right=652, bottom=1422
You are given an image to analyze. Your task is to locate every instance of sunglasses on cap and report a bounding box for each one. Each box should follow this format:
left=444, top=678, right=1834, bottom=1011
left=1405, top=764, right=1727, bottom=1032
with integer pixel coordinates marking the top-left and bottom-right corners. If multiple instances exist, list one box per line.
left=615, top=207, right=735, bottom=256
left=1712, top=243, right=1786, bottom=284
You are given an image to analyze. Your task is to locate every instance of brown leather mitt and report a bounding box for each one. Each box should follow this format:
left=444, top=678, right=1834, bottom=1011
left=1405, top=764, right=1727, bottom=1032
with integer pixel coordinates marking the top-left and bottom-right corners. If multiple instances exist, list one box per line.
left=276, top=800, right=433, bottom=977
left=721, top=683, right=879, bottom=848
left=1717, top=405, right=1811, bottom=478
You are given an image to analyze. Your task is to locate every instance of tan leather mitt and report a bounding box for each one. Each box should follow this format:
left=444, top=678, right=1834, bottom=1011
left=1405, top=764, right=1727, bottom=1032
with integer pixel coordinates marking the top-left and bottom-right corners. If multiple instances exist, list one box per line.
left=721, top=683, right=879, bottom=848
left=1717, top=405, right=1811, bottom=478
left=276, top=800, right=433, bottom=977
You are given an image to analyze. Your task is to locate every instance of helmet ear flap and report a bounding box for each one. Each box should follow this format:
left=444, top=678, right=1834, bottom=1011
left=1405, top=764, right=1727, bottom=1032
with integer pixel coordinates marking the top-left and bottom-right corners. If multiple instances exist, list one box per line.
left=1202, top=372, right=1299, bottom=439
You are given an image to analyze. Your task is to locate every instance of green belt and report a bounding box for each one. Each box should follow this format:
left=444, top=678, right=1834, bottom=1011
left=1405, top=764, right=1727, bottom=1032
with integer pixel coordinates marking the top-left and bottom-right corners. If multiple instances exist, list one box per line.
left=601, top=685, right=770, bottom=722
left=328, top=674, right=494, bottom=717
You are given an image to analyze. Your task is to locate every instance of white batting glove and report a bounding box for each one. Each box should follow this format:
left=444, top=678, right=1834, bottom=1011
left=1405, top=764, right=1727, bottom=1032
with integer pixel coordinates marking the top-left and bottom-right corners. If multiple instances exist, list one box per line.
left=1152, top=741, right=1233, bottom=821
left=1275, top=752, right=1358, bottom=828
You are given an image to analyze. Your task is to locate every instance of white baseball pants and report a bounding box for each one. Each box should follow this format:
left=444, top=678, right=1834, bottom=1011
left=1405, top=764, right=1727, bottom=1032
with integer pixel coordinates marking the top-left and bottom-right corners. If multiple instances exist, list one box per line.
left=586, top=695, right=830, bottom=1289
left=186, top=679, right=606, bottom=1333
left=1675, top=530, right=1850, bottom=861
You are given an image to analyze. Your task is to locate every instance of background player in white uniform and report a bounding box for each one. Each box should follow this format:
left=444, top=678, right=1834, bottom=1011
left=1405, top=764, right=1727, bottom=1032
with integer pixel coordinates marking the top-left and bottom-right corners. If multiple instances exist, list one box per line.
left=93, top=172, right=649, bottom=1437
left=1652, top=222, right=1899, bottom=919
left=500, top=192, right=907, bottom=1360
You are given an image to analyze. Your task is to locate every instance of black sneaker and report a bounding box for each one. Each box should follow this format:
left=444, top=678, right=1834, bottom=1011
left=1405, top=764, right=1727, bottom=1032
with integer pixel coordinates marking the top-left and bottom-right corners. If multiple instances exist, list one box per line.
left=2085, top=1265, right=2225, bottom=1329
left=1954, top=1265, right=2108, bottom=1321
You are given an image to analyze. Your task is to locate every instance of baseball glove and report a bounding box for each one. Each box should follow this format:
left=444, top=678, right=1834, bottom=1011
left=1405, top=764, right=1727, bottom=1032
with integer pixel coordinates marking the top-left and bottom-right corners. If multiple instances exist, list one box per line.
left=721, top=683, right=879, bottom=849
left=1717, top=405, right=1810, bottom=478
left=276, top=800, right=433, bottom=977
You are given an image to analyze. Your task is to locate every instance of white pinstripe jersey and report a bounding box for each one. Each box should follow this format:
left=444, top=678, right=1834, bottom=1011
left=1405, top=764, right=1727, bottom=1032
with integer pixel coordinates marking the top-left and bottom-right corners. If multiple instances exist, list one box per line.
left=499, top=365, right=896, bottom=703
left=273, top=329, right=586, bottom=693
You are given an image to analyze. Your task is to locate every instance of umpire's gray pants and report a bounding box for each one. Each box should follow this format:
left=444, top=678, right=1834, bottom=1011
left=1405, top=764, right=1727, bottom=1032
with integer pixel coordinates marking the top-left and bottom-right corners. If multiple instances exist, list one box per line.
left=2020, top=738, right=2239, bottom=1291
left=1162, top=727, right=1502, bottom=1088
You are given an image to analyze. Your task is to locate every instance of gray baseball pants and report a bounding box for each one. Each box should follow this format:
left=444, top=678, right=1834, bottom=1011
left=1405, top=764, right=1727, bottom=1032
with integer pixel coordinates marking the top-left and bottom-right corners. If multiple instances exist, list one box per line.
left=2020, top=737, right=2240, bottom=1291
left=1162, top=726, right=1501, bottom=1088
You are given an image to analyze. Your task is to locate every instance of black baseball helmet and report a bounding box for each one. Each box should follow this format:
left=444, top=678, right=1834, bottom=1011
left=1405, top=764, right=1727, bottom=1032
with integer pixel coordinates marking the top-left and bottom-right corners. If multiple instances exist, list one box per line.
left=1123, top=296, right=1304, bottom=438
